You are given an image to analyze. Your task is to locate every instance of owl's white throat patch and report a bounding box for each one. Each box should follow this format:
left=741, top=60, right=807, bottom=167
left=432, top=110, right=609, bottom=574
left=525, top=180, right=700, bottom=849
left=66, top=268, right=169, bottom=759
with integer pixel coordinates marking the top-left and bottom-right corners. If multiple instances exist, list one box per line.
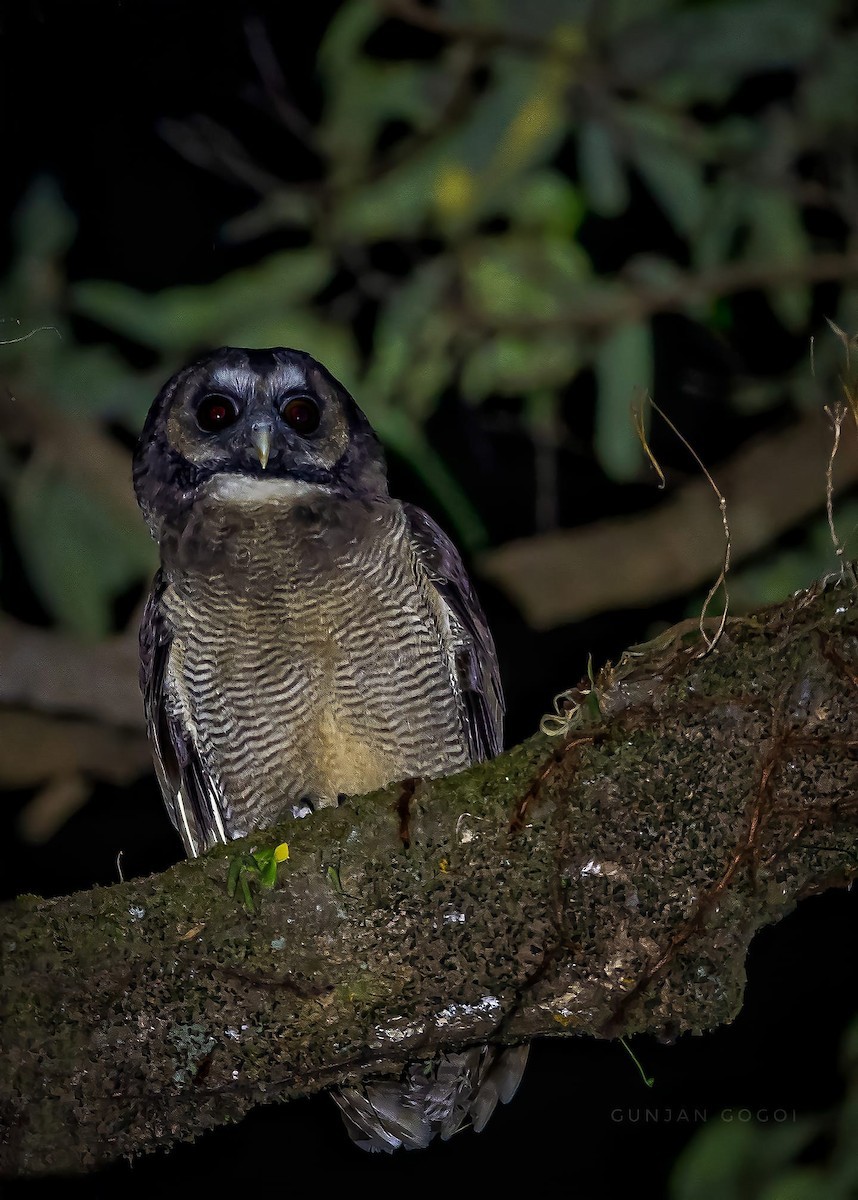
left=206, top=473, right=331, bottom=505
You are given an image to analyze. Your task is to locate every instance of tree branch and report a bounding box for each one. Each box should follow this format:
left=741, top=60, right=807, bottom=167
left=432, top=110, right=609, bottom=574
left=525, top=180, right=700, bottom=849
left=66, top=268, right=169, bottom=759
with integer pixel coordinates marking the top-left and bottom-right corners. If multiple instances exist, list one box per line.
left=3, top=572, right=858, bottom=1175
left=463, top=253, right=858, bottom=336
left=479, top=411, right=858, bottom=628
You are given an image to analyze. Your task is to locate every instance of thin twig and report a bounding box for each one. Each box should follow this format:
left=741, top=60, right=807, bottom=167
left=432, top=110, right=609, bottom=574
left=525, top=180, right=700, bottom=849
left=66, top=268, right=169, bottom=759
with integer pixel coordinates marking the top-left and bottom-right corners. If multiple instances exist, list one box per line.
left=824, top=403, right=847, bottom=571
left=636, top=394, right=731, bottom=655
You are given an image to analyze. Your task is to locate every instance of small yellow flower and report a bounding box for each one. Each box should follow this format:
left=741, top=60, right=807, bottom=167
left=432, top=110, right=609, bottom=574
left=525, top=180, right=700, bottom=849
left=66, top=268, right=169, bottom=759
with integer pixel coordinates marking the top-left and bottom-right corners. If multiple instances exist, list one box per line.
left=438, top=858, right=449, bottom=873
left=274, top=842, right=290, bottom=862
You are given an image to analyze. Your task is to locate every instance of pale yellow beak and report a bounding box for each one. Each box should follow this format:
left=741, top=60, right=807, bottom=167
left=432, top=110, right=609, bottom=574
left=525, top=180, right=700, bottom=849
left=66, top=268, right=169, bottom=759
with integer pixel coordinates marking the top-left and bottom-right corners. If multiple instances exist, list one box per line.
left=251, top=425, right=272, bottom=470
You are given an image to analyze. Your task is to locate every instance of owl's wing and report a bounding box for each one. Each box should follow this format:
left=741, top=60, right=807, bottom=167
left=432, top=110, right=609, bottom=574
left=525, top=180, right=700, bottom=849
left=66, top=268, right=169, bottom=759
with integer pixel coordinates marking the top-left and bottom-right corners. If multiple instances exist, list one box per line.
left=404, top=504, right=504, bottom=762
left=139, top=571, right=229, bottom=858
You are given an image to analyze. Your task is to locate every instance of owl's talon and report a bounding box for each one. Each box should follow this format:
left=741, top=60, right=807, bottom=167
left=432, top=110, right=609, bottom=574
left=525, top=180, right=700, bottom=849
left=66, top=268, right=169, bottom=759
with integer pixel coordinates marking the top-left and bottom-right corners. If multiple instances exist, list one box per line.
left=292, top=795, right=316, bottom=819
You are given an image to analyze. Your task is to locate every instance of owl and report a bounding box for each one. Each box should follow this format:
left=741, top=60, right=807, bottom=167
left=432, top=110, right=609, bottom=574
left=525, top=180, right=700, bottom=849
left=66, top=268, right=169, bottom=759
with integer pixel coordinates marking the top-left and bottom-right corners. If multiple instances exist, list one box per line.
left=134, top=346, right=527, bottom=1151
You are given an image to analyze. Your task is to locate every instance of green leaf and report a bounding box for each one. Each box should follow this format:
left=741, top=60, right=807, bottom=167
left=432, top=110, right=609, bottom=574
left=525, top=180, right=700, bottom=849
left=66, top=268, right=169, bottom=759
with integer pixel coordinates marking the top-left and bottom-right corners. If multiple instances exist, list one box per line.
left=321, top=59, right=434, bottom=185
left=374, top=409, right=487, bottom=550
left=596, top=0, right=675, bottom=40
left=464, top=234, right=590, bottom=321
left=671, top=1121, right=758, bottom=1200
left=613, top=0, right=836, bottom=101
left=507, top=170, right=585, bottom=238
left=462, top=333, right=578, bottom=401
left=317, top=0, right=380, bottom=82
left=10, top=469, right=155, bottom=638
left=333, top=151, right=445, bottom=239
left=758, top=1168, right=839, bottom=1200
left=332, top=49, right=569, bottom=238
left=670, top=1116, right=821, bottom=1200
left=634, top=141, right=705, bottom=237
left=12, top=177, right=76, bottom=266
left=693, top=179, right=747, bottom=272
left=252, top=849, right=278, bottom=889
left=483, top=49, right=568, bottom=182
left=593, top=321, right=653, bottom=482
left=73, top=248, right=334, bottom=354
left=621, top=107, right=706, bottom=237
left=745, top=190, right=810, bottom=331
left=29, top=343, right=156, bottom=423
left=362, top=260, right=452, bottom=420
left=222, top=190, right=315, bottom=243
left=802, top=34, right=858, bottom=130
left=578, top=121, right=629, bottom=219
left=227, top=857, right=243, bottom=899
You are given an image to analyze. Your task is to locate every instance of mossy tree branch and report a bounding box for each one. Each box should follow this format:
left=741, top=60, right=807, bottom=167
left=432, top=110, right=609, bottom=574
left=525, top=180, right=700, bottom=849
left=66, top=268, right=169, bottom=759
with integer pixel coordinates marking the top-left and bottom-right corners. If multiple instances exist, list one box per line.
left=3, top=572, right=858, bottom=1175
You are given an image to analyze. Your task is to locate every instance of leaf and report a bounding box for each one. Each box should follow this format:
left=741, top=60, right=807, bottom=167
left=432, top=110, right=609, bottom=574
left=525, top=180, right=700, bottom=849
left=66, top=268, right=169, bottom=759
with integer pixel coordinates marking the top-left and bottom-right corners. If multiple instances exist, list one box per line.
left=631, top=139, right=705, bottom=238
left=12, top=177, right=76, bottom=267
left=374, top=408, right=487, bottom=550
left=73, top=248, right=334, bottom=354
left=29, top=343, right=156, bottom=423
left=464, top=234, right=590, bottom=321
left=252, top=850, right=278, bottom=889
left=802, top=34, right=858, bottom=130
left=222, top=190, right=315, bottom=243
left=693, top=179, right=747, bottom=272
left=620, top=105, right=706, bottom=237
left=461, top=333, right=579, bottom=401
left=745, top=190, right=810, bottom=331
left=596, top=0, right=675, bottom=40
left=612, top=0, right=836, bottom=100
left=334, top=151, right=445, bottom=239
left=333, top=49, right=569, bottom=239
left=487, top=48, right=568, bottom=180
left=10, top=468, right=155, bottom=638
left=507, top=169, right=584, bottom=238
left=227, top=858, right=243, bottom=899
left=363, top=260, right=452, bottom=420
left=317, top=0, right=380, bottom=83
left=578, top=121, right=629, bottom=219
left=321, top=59, right=434, bottom=185
left=670, top=1116, right=821, bottom=1200
left=758, top=1168, right=841, bottom=1200
left=593, top=321, right=653, bottom=482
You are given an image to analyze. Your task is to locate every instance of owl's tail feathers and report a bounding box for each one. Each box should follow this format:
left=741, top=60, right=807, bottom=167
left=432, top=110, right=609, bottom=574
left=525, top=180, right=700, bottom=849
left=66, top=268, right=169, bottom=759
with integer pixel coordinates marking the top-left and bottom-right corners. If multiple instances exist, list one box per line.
left=332, top=1044, right=529, bottom=1153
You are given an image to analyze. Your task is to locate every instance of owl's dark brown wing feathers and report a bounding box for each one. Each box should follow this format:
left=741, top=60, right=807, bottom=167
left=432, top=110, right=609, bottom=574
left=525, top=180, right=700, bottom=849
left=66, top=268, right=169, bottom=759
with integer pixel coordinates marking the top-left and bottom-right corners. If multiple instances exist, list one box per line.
left=404, top=504, right=504, bottom=762
left=139, top=571, right=228, bottom=858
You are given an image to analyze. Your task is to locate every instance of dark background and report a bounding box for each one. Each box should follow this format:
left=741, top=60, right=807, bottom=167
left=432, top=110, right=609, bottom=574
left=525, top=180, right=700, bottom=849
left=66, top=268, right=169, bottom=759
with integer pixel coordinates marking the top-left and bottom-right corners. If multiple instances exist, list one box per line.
left=2, top=1, right=857, bottom=1194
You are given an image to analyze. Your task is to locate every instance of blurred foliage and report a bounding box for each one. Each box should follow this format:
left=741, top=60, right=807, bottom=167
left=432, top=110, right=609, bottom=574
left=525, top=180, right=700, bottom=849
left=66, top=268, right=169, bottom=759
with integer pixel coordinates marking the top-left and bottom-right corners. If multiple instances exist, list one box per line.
left=670, top=1019, right=858, bottom=1200
left=2, top=0, right=858, bottom=635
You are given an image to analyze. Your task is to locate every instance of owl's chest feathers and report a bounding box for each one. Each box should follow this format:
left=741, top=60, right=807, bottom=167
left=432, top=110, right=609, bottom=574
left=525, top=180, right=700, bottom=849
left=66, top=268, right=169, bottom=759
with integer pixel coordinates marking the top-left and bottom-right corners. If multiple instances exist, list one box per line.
left=162, top=485, right=467, bottom=822
left=168, top=484, right=425, bottom=642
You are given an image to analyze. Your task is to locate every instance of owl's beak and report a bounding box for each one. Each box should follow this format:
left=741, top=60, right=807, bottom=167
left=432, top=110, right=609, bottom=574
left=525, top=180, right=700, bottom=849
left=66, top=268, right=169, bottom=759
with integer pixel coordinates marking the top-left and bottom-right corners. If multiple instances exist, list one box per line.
left=250, top=423, right=272, bottom=470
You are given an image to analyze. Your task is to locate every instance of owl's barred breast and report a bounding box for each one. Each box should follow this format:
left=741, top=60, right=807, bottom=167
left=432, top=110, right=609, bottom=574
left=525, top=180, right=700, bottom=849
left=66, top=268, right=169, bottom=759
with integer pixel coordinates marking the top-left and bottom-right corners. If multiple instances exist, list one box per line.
left=162, top=479, right=470, bottom=836
left=136, top=349, right=520, bottom=1151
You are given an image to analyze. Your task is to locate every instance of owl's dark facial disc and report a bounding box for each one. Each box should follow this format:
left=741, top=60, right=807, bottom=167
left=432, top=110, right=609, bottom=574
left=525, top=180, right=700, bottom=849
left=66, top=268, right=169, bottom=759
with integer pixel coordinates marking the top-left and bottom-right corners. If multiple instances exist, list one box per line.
left=134, top=347, right=389, bottom=535
left=168, top=357, right=343, bottom=483
left=163, top=348, right=382, bottom=485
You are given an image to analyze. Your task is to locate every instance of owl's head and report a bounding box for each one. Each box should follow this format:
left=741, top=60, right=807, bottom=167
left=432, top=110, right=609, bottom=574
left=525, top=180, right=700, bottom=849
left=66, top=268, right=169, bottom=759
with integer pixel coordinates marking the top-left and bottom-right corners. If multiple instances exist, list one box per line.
left=133, top=347, right=388, bottom=535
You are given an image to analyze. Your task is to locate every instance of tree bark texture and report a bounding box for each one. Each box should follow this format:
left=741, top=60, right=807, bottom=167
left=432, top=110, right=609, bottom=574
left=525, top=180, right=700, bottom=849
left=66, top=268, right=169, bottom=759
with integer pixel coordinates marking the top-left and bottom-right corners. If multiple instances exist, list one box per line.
left=3, top=573, right=858, bottom=1175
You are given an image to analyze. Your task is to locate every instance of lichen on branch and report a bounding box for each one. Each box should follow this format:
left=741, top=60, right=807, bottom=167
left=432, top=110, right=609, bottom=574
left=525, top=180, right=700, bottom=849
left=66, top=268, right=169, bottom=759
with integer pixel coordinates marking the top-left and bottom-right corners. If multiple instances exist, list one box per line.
left=3, top=571, right=858, bottom=1176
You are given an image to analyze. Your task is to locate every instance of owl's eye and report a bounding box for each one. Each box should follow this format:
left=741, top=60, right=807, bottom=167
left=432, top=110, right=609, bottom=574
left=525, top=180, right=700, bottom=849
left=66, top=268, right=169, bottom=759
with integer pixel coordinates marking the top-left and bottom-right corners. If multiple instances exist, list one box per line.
left=280, top=396, right=320, bottom=434
left=196, top=394, right=240, bottom=432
